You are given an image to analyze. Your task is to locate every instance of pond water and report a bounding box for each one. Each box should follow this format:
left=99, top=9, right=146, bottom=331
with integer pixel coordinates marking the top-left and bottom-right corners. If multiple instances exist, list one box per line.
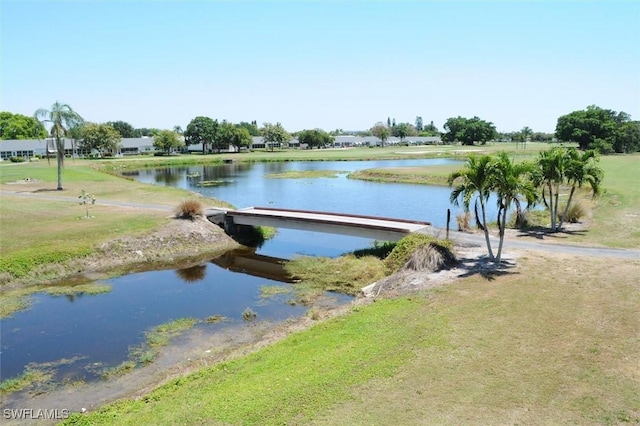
left=1, top=253, right=351, bottom=384
left=2, top=158, right=475, bottom=387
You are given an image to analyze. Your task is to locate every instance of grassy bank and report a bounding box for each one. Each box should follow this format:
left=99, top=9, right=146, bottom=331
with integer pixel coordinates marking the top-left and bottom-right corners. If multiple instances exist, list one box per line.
left=349, top=154, right=640, bottom=248
left=0, top=161, right=232, bottom=285
left=348, top=163, right=459, bottom=186
left=93, top=142, right=560, bottom=171
left=63, top=252, right=640, bottom=425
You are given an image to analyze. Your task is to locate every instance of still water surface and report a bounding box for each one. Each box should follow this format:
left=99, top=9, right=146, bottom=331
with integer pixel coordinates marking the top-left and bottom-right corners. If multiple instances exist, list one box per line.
left=2, top=158, right=471, bottom=384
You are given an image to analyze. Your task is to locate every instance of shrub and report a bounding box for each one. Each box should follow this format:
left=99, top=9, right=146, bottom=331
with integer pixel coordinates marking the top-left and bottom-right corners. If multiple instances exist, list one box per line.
left=403, top=244, right=457, bottom=272
left=456, top=211, right=471, bottom=232
left=175, top=199, right=204, bottom=220
left=508, top=209, right=547, bottom=229
left=9, top=156, right=25, bottom=163
left=558, top=201, right=586, bottom=223
left=383, top=234, right=454, bottom=275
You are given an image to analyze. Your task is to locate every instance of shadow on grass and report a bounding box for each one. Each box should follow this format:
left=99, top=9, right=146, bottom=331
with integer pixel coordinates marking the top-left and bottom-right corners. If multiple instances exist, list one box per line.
left=32, top=188, right=63, bottom=193
left=514, top=226, right=588, bottom=240
left=457, top=255, right=519, bottom=282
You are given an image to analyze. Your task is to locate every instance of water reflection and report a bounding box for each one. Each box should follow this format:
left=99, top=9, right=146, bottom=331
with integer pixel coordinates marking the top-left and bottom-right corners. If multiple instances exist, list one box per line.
left=0, top=251, right=348, bottom=384
left=211, top=249, right=295, bottom=283
left=175, top=264, right=207, bottom=283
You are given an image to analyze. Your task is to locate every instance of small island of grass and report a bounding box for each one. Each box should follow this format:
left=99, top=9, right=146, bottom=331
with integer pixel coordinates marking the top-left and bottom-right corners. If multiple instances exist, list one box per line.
left=265, top=170, right=347, bottom=179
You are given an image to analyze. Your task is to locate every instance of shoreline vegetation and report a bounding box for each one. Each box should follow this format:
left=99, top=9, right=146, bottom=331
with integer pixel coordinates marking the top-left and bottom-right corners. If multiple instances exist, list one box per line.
left=1, top=144, right=639, bottom=423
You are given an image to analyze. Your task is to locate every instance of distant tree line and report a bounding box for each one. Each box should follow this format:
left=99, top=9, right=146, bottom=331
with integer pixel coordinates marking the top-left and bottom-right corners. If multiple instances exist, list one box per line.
left=3, top=104, right=639, bottom=157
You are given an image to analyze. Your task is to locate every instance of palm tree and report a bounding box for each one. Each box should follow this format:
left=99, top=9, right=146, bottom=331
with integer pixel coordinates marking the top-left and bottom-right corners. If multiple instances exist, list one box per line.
left=491, top=153, right=537, bottom=262
left=557, top=149, right=603, bottom=230
left=35, top=102, right=84, bottom=190
left=519, top=126, right=533, bottom=149
left=448, top=155, right=496, bottom=260
left=534, top=147, right=565, bottom=231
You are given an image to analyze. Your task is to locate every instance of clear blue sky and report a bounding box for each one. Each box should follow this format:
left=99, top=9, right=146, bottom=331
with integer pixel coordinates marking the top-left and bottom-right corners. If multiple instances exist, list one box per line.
left=2, top=0, right=638, bottom=133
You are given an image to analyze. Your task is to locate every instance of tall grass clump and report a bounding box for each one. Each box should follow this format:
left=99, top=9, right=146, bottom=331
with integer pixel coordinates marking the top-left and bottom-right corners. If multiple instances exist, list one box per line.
left=558, top=200, right=587, bottom=223
left=175, top=199, right=204, bottom=220
left=384, top=234, right=454, bottom=275
left=456, top=211, right=471, bottom=232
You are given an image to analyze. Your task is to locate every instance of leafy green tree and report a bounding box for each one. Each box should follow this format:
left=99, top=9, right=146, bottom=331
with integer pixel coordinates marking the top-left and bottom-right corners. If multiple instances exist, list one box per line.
left=79, top=123, right=121, bottom=157
left=297, top=129, right=334, bottom=149
left=136, top=128, right=161, bottom=137
left=443, top=116, right=497, bottom=145
left=34, top=102, right=84, bottom=190
left=448, top=155, right=496, bottom=259
left=262, top=122, right=291, bottom=151
left=0, top=112, right=47, bottom=139
left=106, top=121, right=140, bottom=138
left=530, top=132, right=554, bottom=142
left=491, top=153, right=537, bottom=262
left=555, top=105, right=639, bottom=153
left=219, top=121, right=252, bottom=152
left=392, top=123, right=417, bottom=142
left=153, top=130, right=184, bottom=154
left=173, top=125, right=183, bottom=135
left=614, top=121, right=640, bottom=153
left=371, top=123, right=390, bottom=147
left=237, top=121, right=261, bottom=136
left=229, top=126, right=252, bottom=152
left=419, top=120, right=439, bottom=137
left=184, top=116, right=220, bottom=154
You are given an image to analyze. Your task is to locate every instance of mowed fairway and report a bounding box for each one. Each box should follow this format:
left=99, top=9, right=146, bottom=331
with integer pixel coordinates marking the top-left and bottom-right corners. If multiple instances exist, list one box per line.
left=65, top=253, right=640, bottom=425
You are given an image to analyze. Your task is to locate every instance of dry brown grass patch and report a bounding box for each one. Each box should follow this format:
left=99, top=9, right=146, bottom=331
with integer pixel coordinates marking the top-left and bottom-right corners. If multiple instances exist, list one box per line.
left=175, top=199, right=204, bottom=220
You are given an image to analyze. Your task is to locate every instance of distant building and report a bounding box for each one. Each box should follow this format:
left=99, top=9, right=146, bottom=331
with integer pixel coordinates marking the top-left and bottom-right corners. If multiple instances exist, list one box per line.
left=0, top=135, right=442, bottom=160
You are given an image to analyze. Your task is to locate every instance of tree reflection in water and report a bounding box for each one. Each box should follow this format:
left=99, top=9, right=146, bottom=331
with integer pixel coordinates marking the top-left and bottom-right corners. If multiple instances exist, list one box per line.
left=175, top=264, right=207, bottom=283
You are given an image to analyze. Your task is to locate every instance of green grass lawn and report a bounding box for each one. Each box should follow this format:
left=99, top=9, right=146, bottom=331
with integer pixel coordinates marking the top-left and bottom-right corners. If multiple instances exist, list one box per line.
left=0, top=161, right=232, bottom=283
left=588, top=154, right=640, bottom=248
left=63, top=252, right=640, bottom=425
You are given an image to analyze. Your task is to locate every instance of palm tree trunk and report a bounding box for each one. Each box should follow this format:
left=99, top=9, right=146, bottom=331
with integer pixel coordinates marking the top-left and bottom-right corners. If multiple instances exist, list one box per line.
left=558, top=185, right=576, bottom=231
left=479, top=197, right=494, bottom=260
left=553, top=182, right=560, bottom=231
left=474, top=199, right=484, bottom=230
left=548, top=182, right=555, bottom=230
left=495, top=202, right=508, bottom=263
left=541, top=186, right=549, bottom=208
left=56, top=137, right=64, bottom=190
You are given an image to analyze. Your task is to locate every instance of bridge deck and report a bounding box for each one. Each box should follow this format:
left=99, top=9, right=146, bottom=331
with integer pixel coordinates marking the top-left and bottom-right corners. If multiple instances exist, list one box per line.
left=225, top=207, right=431, bottom=241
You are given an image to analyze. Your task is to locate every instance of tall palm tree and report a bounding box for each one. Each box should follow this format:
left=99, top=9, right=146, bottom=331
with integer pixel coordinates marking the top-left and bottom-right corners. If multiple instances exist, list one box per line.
left=491, top=153, right=537, bottom=262
left=34, top=102, right=84, bottom=190
left=557, top=149, right=603, bottom=230
left=534, top=147, right=565, bottom=231
left=448, top=155, right=496, bottom=260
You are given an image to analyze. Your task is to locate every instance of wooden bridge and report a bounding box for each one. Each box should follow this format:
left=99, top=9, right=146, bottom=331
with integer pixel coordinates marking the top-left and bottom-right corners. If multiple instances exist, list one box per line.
left=207, top=206, right=431, bottom=241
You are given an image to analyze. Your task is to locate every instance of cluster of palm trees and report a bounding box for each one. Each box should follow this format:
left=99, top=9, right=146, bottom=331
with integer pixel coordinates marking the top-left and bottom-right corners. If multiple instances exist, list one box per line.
left=448, top=148, right=603, bottom=263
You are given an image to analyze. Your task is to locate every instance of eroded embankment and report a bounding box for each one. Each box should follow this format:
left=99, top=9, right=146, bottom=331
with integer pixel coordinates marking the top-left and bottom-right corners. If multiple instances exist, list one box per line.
left=1, top=216, right=240, bottom=290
